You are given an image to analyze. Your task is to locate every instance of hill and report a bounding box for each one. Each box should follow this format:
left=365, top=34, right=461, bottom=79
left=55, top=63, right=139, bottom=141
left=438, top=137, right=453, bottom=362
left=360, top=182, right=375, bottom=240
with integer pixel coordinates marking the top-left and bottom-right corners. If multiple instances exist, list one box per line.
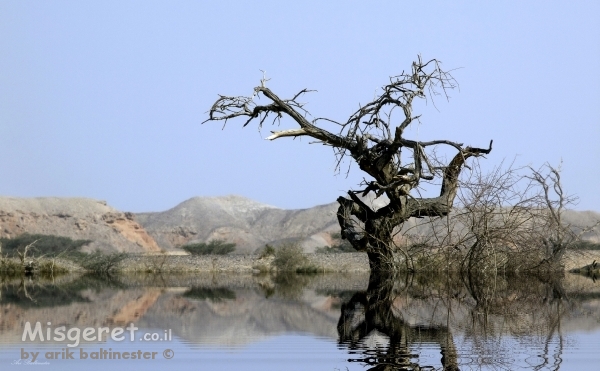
left=0, top=197, right=160, bottom=253
left=134, top=195, right=342, bottom=253
left=0, top=195, right=598, bottom=254
left=135, top=195, right=600, bottom=253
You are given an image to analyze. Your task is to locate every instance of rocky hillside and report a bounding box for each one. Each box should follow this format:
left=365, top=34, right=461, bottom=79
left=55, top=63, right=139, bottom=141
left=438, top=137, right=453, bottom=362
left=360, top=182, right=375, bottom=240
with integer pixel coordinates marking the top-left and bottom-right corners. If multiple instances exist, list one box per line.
left=0, top=197, right=160, bottom=253
left=135, top=195, right=344, bottom=253
left=1, top=195, right=598, bottom=254
left=136, top=195, right=600, bottom=253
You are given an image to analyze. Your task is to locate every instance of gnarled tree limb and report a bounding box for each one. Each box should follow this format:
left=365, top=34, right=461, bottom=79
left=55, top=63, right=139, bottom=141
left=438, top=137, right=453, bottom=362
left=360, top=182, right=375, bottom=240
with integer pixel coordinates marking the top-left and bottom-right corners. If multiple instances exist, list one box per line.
left=204, top=56, right=492, bottom=270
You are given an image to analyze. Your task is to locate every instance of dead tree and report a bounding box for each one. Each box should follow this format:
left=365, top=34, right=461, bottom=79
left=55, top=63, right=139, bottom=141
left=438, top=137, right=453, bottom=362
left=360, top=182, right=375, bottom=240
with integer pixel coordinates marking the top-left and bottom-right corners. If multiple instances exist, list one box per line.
left=203, top=56, right=492, bottom=270
left=527, top=163, right=599, bottom=269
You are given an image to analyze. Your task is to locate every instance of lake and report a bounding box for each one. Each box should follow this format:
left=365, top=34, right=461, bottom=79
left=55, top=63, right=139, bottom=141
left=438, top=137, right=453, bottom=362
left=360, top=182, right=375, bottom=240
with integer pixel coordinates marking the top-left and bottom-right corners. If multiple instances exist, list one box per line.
left=1, top=271, right=599, bottom=370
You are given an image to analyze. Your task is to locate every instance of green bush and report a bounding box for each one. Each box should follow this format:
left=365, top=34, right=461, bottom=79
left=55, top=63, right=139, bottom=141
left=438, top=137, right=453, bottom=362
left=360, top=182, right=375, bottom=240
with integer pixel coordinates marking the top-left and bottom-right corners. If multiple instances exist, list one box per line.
left=273, top=243, right=307, bottom=271
left=258, top=244, right=276, bottom=258
left=71, top=251, right=128, bottom=275
left=32, top=259, right=68, bottom=278
left=272, top=243, right=318, bottom=273
left=0, top=234, right=91, bottom=257
left=0, top=257, right=22, bottom=276
left=180, top=239, right=236, bottom=255
left=0, top=235, right=84, bottom=277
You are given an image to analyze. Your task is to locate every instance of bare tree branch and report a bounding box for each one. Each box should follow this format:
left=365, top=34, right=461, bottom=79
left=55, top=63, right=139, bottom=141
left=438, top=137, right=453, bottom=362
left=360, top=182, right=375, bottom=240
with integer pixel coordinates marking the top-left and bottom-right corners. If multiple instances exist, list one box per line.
left=204, top=56, right=492, bottom=270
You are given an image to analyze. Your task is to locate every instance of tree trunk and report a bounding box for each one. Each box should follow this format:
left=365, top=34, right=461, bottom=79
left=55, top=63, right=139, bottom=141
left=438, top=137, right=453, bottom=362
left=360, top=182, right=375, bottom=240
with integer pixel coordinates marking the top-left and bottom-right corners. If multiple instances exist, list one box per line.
left=203, top=57, right=492, bottom=273
left=337, top=270, right=460, bottom=370
left=337, top=141, right=492, bottom=271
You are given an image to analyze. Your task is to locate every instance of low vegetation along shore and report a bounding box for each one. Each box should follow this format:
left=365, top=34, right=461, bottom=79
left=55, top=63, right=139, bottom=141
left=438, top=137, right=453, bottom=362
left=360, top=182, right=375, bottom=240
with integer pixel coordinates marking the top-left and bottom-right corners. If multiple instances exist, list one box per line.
left=2, top=233, right=600, bottom=278
left=0, top=234, right=370, bottom=276
left=0, top=253, right=369, bottom=276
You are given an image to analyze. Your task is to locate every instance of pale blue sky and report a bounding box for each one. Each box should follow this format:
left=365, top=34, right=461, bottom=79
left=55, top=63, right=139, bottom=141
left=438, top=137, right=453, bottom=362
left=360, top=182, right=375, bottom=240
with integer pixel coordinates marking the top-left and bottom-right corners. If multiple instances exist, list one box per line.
left=1, top=1, right=599, bottom=212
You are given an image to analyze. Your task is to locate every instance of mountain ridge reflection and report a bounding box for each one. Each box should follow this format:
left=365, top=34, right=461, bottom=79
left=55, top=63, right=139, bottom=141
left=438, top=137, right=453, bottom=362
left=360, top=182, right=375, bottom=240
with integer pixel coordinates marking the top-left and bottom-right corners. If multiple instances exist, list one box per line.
left=1, top=271, right=599, bottom=369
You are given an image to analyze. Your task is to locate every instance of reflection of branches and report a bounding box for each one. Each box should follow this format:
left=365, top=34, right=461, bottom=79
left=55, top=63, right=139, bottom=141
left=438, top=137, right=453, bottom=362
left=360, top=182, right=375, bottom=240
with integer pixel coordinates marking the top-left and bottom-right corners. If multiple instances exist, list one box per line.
left=337, top=272, right=460, bottom=370
left=20, top=277, right=36, bottom=304
left=337, top=271, right=581, bottom=370
left=532, top=300, right=565, bottom=371
left=458, top=272, right=570, bottom=371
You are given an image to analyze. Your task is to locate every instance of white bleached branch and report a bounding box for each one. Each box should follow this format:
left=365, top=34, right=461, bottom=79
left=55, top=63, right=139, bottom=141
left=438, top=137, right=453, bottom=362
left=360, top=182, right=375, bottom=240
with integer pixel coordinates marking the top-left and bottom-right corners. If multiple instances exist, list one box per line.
left=265, top=128, right=308, bottom=140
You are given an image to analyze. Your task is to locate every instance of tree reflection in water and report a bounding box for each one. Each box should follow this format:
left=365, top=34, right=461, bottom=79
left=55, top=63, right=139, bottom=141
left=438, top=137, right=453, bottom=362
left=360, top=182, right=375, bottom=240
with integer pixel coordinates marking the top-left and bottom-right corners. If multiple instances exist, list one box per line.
left=337, top=270, right=573, bottom=371
left=0, top=269, right=588, bottom=369
left=338, top=271, right=459, bottom=370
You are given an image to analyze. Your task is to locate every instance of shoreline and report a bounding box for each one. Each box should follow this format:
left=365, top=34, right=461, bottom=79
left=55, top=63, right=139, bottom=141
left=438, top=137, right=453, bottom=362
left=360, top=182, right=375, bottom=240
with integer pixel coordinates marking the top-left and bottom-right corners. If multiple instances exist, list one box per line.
left=2, top=250, right=600, bottom=276
left=119, top=253, right=371, bottom=273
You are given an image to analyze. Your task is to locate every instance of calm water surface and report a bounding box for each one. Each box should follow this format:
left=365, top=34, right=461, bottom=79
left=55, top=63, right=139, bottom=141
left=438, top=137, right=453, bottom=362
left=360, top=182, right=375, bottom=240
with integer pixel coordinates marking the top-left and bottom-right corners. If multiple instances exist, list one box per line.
left=1, top=271, right=599, bottom=370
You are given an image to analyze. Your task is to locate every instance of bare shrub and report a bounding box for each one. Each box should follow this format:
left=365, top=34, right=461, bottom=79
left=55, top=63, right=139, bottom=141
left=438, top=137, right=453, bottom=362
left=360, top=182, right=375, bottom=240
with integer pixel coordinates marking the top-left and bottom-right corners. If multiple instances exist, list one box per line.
left=76, top=251, right=128, bottom=276
left=407, top=160, right=599, bottom=273
left=272, top=243, right=318, bottom=273
left=525, top=163, right=599, bottom=268
left=142, top=250, right=168, bottom=274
